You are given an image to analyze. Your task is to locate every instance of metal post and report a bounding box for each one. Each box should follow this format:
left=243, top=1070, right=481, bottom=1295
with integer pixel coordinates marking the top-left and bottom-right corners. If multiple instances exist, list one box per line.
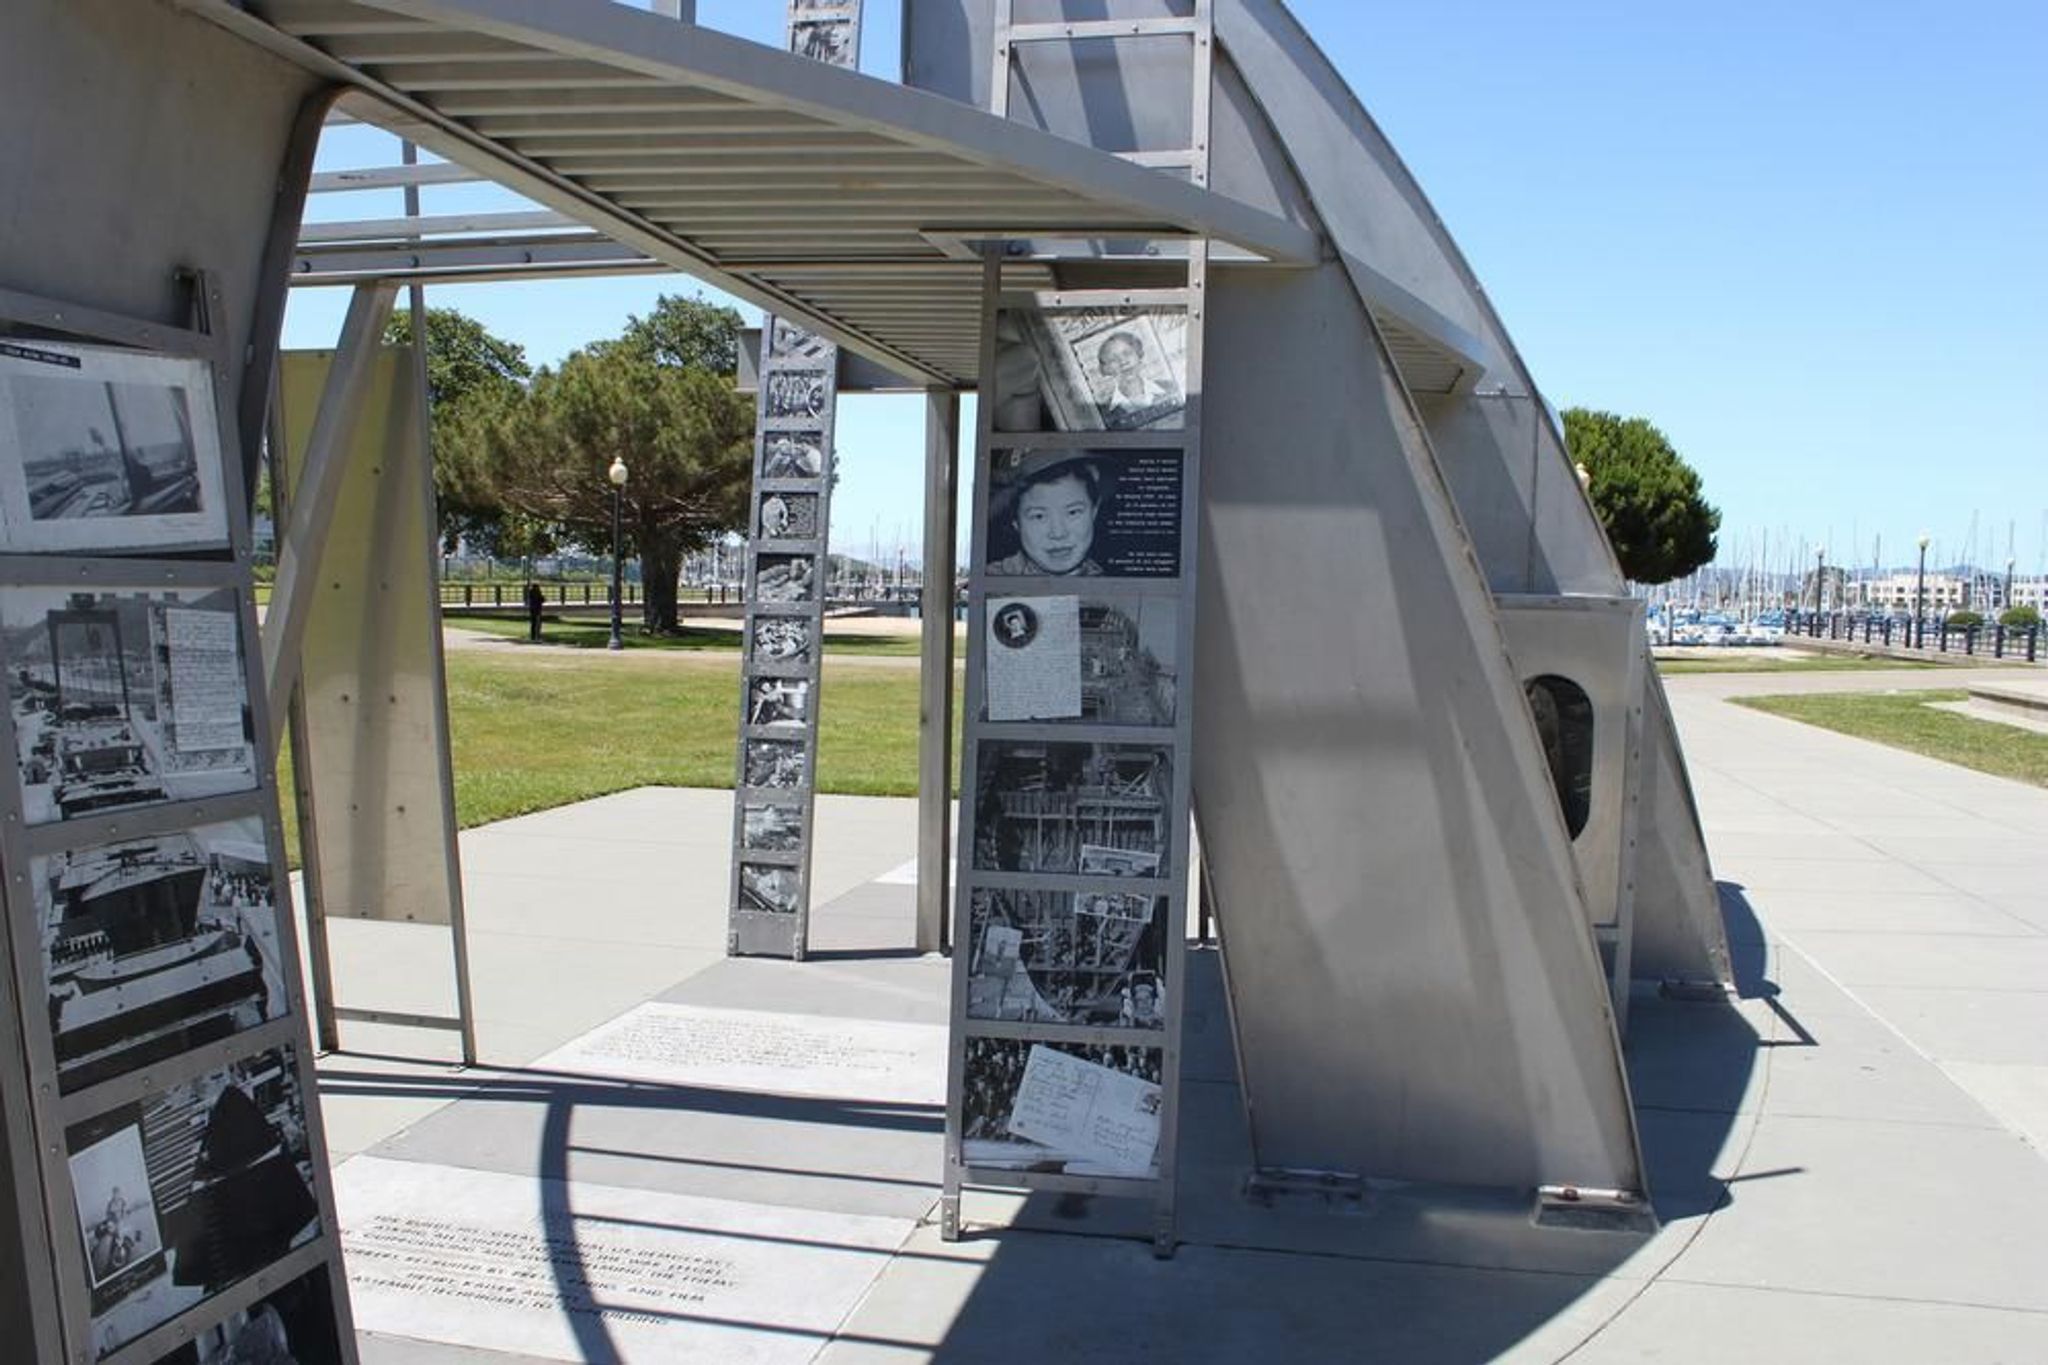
left=608, top=480, right=625, bottom=649
left=916, top=390, right=959, bottom=956
left=1915, top=537, right=1929, bottom=649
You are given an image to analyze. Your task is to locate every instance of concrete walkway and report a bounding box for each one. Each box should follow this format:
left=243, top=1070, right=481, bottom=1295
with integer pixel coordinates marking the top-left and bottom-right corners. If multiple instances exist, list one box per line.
left=304, top=668, right=2048, bottom=1363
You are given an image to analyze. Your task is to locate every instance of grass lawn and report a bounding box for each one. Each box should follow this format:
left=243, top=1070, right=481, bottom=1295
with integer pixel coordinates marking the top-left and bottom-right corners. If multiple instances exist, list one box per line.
left=1733, top=689, right=2048, bottom=788
left=277, top=649, right=960, bottom=862
left=450, top=612, right=936, bottom=658
left=1656, top=654, right=1940, bottom=675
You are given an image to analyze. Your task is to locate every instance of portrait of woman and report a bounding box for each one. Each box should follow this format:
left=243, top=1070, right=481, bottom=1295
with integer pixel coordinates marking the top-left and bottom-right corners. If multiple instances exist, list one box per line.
left=987, top=451, right=1111, bottom=576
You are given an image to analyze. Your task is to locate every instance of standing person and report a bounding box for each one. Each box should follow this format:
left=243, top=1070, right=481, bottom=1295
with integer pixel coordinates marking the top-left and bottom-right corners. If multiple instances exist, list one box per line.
left=524, top=581, right=545, bottom=642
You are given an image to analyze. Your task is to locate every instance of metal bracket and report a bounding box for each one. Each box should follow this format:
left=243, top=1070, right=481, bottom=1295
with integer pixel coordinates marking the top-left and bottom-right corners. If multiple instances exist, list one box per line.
left=1532, top=1184, right=1658, bottom=1234
left=1243, top=1166, right=1368, bottom=1215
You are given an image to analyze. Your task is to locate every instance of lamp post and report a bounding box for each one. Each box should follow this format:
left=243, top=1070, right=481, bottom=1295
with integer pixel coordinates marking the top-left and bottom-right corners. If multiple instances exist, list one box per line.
left=1914, top=532, right=1930, bottom=649
left=1815, top=545, right=1827, bottom=619
left=2005, top=556, right=2016, bottom=615
left=608, top=456, right=628, bottom=651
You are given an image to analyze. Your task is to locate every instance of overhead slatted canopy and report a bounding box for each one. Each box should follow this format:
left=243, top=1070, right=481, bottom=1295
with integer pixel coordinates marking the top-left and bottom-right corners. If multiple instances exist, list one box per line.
left=188, top=0, right=1324, bottom=387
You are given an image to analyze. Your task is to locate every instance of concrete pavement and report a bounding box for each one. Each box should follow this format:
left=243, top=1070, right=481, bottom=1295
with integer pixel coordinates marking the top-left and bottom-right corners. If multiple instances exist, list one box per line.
left=302, top=666, right=2048, bottom=1363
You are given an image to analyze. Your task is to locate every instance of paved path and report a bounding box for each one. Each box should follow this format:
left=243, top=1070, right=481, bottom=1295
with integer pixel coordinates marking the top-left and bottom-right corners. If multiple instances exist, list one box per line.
left=305, top=669, right=2048, bottom=1363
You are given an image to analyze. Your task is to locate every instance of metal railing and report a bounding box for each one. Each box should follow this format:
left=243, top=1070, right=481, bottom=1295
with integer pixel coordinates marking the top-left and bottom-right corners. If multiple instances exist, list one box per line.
left=1784, top=610, right=2043, bottom=664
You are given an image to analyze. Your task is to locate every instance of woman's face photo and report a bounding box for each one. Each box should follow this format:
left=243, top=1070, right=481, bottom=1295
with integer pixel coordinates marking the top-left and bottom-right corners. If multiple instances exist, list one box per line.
left=1015, top=472, right=1097, bottom=574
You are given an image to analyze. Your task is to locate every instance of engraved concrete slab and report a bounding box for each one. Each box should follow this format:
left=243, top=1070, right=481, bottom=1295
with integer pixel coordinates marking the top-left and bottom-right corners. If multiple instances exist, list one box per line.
left=336, top=1156, right=913, bottom=1364
left=533, top=1002, right=945, bottom=1107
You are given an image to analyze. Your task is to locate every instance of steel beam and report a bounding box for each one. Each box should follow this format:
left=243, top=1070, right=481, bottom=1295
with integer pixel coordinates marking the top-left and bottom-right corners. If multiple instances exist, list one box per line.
left=261, top=281, right=398, bottom=736
left=916, top=390, right=960, bottom=956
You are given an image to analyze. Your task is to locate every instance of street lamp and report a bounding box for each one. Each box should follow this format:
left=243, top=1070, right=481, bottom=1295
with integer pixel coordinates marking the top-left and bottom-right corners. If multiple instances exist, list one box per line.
left=1914, top=532, right=1931, bottom=649
left=1815, top=545, right=1827, bottom=617
left=2005, top=556, right=2017, bottom=615
left=607, top=456, right=628, bottom=651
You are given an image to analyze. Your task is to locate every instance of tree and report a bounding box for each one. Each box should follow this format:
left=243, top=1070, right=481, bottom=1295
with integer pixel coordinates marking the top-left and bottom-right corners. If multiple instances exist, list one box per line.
left=449, top=342, right=754, bottom=632
left=1561, top=407, right=1721, bottom=585
left=612, top=293, right=744, bottom=376
left=2000, top=605, right=2040, bottom=630
left=383, top=307, right=531, bottom=554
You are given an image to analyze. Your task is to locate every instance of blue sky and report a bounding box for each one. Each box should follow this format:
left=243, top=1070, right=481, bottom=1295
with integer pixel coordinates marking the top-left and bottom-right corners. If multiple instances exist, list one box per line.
left=284, top=0, right=2047, bottom=578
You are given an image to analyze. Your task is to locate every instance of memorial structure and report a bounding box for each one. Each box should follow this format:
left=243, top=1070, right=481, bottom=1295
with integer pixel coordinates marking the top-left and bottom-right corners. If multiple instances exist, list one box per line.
left=1, top=0, right=1731, bottom=1351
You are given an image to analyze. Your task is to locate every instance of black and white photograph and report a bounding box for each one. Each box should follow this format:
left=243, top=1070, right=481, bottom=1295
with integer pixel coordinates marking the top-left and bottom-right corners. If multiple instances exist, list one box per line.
left=984, top=595, right=1178, bottom=725
left=151, top=1266, right=344, bottom=1365
left=983, top=448, right=1182, bottom=578
left=789, top=16, right=856, bottom=64
left=764, top=371, right=827, bottom=421
left=740, top=802, right=805, bottom=853
left=750, top=616, right=815, bottom=667
left=36, top=816, right=284, bottom=1095
left=758, top=490, right=821, bottom=541
left=67, top=1046, right=320, bottom=1359
left=756, top=552, right=818, bottom=604
left=70, top=1122, right=167, bottom=1293
left=967, top=887, right=1167, bottom=1028
left=743, top=737, right=809, bottom=789
left=738, top=862, right=801, bottom=915
left=0, top=339, right=229, bottom=554
left=992, top=306, right=1188, bottom=434
left=761, top=430, right=825, bottom=480
left=4, top=585, right=257, bottom=825
left=747, top=676, right=811, bottom=728
left=960, top=1037, right=1163, bottom=1177
left=768, top=316, right=833, bottom=363
left=972, top=740, right=1172, bottom=876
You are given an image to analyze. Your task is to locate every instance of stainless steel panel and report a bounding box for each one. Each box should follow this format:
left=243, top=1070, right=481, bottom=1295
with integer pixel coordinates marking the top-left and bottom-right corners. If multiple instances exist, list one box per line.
left=1195, top=262, right=1643, bottom=1194
left=277, top=350, right=462, bottom=928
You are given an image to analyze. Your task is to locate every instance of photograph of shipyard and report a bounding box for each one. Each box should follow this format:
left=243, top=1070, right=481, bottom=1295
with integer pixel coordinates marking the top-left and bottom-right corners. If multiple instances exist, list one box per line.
left=65, top=1046, right=320, bottom=1359
left=0, top=341, right=224, bottom=554
left=3, top=586, right=256, bottom=824
left=972, top=740, right=1172, bottom=876
left=35, top=817, right=283, bottom=1095
left=966, top=887, right=1165, bottom=1028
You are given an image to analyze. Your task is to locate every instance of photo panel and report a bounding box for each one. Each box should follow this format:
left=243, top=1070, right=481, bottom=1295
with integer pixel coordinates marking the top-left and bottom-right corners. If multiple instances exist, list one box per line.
left=0, top=339, right=229, bottom=554
left=763, top=371, right=827, bottom=422
left=960, top=1037, right=1164, bottom=1177
left=984, top=594, right=1178, bottom=724
left=745, top=675, right=811, bottom=730
left=737, top=862, right=802, bottom=915
left=742, top=737, right=809, bottom=790
left=992, top=305, right=1188, bottom=434
left=35, top=816, right=284, bottom=1095
left=749, top=615, right=815, bottom=669
left=789, top=15, right=856, bottom=63
left=739, top=801, right=805, bottom=853
left=754, top=552, right=818, bottom=605
left=972, top=740, right=1172, bottom=876
left=983, top=448, right=1181, bottom=579
left=66, top=1045, right=320, bottom=1358
left=767, top=316, right=832, bottom=364
left=760, top=429, right=826, bottom=481
left=757, top=489, right=821, bottom=541
left=2, top=584, right=257, bottom=825
left=966, top=887, right=1167, bottom=1028
left=148, top=1266, right=344, bottom=1365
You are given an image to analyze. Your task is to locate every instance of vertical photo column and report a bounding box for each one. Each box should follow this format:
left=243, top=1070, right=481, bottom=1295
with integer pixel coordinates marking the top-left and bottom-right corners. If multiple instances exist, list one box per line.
left=943, top=276, right=1207, bottom=1255
left=728, top=322, right=837, bottom=958
left=0, top=322, right=357, bottom=1362
left=726, top=0, right=862, bottom=960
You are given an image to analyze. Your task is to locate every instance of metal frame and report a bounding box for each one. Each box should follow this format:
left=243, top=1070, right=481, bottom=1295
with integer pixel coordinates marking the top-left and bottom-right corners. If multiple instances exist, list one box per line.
left=725, top=0, right=866, bottom=961
left=1494, top=594, right=1649, bottom=1029
left=188, top=0, right=1318, bottom=391
left=943, top=0, right=1214, bottom=1259
left=0, top=285, right=359, bottom=1364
